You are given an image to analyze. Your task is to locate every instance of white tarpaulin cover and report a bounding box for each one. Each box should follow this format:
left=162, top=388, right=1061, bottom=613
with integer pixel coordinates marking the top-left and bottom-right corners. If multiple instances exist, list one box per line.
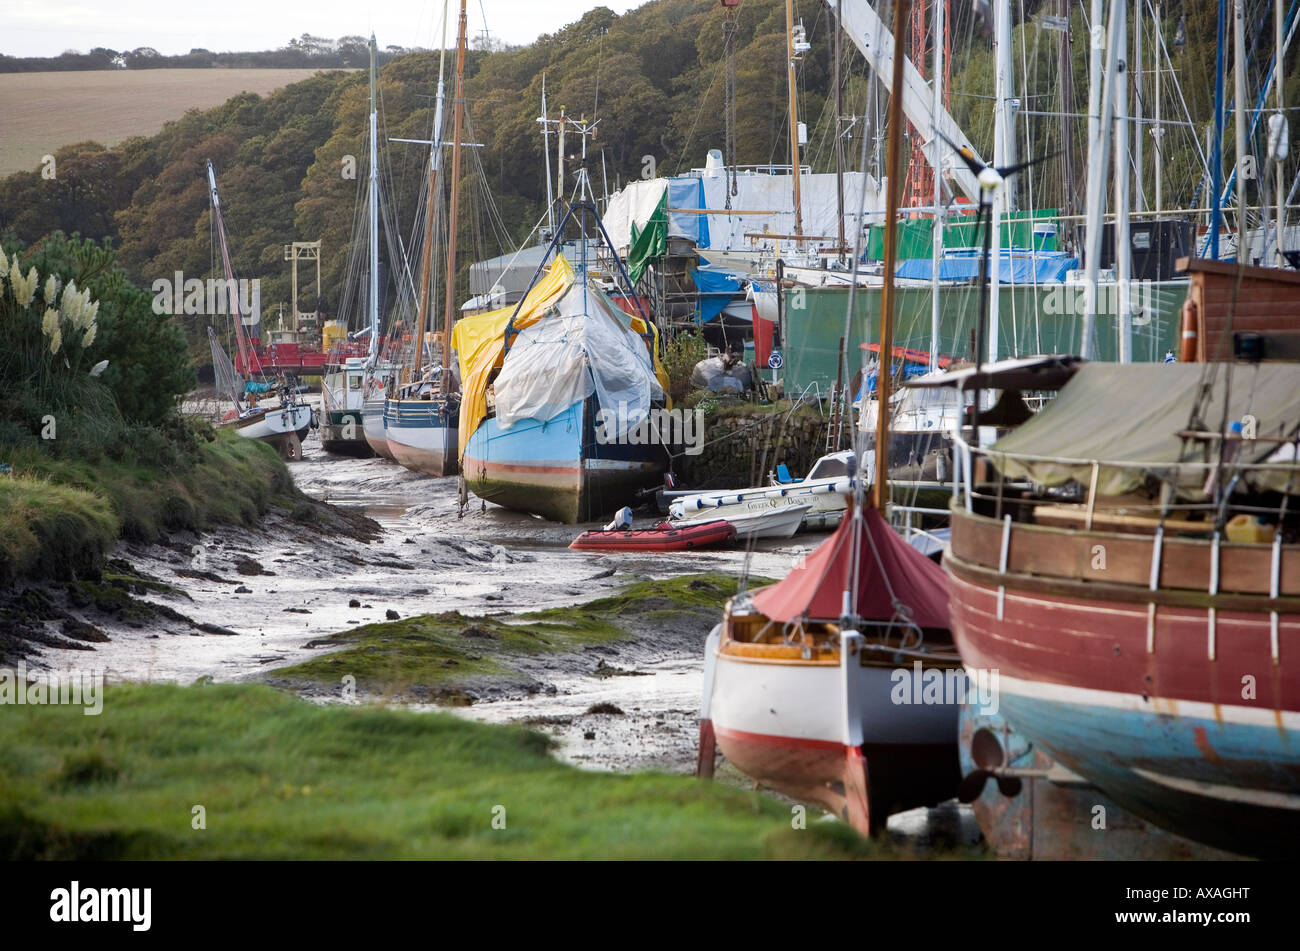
left=493, top=281, right=664, bottom=437
left=697, top=171, right=880, bottom=249
left=602, top=169, right=881, bottom=255
left=601, top=179, right=668, bottom=252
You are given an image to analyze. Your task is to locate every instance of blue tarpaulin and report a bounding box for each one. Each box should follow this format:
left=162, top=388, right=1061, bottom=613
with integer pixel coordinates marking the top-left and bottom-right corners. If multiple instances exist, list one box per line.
left=690, top=266, right=742, bottom=323
left=667, top=178, right=710, bottom=248
left=895, top=249, right=1079, bottom=284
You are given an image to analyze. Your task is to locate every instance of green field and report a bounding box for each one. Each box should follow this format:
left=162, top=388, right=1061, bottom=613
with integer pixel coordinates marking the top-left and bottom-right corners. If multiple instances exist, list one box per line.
left=0, top=69, right=332, bottom=175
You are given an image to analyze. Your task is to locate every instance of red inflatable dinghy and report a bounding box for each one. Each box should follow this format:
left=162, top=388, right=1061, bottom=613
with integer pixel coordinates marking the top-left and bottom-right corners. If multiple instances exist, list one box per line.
left=569, top=519, right=736, bottom=552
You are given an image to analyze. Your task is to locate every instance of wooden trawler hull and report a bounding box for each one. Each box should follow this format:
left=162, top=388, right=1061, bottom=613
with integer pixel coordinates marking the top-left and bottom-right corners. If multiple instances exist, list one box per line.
left=946, top=505, right=1300, bottom=859
left=320, top=409, right=375, bottom=457
left=232, top=403, right=312, bottom=458
left=958, top=704, right=1246, bottom=859
left=361, top=397, right=395, bottom=460
left=385, top=396, right=459, bottom=477
left=702, top=623, right=960, bottom=832
left=462, top=396, right=665, bottom=524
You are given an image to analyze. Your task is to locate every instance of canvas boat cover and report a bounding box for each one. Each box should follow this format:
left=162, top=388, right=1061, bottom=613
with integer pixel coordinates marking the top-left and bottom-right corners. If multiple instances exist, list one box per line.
left=492, top=280, right=665, bottom=438
left=451, top=254, right=669, bottom=456
left=752, top=504, right=950, bottom=628
left=452, top=255, right=576, bottom=457
left=989, top=362, right=1300, bottom=498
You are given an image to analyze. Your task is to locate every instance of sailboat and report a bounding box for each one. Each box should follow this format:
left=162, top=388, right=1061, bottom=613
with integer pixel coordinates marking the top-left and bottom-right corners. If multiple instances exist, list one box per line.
left=205, top=160, right=313, bottom=458
left=384, top=0, right=462, bottom=477
left=455, top=201, right=671, bottom=524
left=322, top=35, right=390, bottom=458
left=698, top=0, right=962, bottom=836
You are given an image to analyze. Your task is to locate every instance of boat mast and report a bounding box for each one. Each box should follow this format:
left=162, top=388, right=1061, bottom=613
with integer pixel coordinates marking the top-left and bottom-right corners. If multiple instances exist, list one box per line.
left=1113, top=1, right=1132, bottom=362
left=205, top=159, right=252, bottom=383
left=1275, top=0, right=1288, bottom=265
left=1234, top=0, right=1249, bottom=261
left=786, top=0, right=804, bottom=239
left=366, top=36, right=380, bottom=367
left=1058, top=0, right=1077, bottom=221
left=1132, top=0, right=1145, bottom=212
left=441, top=0, right=469, bottom=385
left=1210, top=0, right=1228, bottom=260
left=1081, top=0, right=1118, bottom=360
left=988, top=0, right=1015, bottom=364
left=835, top=0, right=846, bottom=262
left=413, top=4, right=450, bottom=381
left=1153, top=2, right=1163, bottom=216
left=540, top=74, right=556, bottom=239
left=929, top=0, right=945, bottom=369
left=875, top=0, right=909, bottom=512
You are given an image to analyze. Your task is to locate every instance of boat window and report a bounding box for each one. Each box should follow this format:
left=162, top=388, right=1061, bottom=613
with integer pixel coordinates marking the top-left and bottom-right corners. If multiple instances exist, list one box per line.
left=808, top=457, right=849, bottom=480
left=348, top=374, right=363, bottom=389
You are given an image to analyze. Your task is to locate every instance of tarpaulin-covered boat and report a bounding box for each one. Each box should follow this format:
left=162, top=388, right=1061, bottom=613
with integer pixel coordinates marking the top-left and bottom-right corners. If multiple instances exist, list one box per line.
left=455, top=231, right=673, bottom=523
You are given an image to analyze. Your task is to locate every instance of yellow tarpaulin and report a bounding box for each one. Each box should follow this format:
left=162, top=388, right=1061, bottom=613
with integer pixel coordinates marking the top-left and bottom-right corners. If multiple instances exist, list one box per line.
left=452, top=255, right=575, bottom=458
left=450, top=253, right=671, bottom=459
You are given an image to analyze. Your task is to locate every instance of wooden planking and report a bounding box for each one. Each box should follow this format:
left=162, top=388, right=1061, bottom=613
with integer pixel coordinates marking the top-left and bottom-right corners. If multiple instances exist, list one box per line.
left=950, top=507, right=1300, bottom=596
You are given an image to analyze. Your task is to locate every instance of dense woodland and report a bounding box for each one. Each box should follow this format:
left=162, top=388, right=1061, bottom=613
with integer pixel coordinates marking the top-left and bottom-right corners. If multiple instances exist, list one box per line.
left=0, top=0, right=1293, bottom=360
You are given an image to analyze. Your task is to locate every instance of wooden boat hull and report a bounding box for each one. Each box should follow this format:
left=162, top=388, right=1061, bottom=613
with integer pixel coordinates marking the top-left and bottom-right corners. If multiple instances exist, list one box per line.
left=320, top=409, right=375, bottom=457
left=384, top=396, right=459, bottom=477
left=958, top=704, right=1247, bottom=859
left=570, top=520, right=735, bottom=552
left=232, top=403, right=312, bottom=458
left=361, top=397, right=395, bottom=460
left=701, top=624, right=960, bottom=833
left=946, top=506, right=1300, bottom=859
left=462, top=397, right=665, bottom=523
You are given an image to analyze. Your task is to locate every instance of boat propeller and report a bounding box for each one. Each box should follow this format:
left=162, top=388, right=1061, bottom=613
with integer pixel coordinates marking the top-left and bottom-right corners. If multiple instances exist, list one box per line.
left=956, top=727, right=1024, bottom=802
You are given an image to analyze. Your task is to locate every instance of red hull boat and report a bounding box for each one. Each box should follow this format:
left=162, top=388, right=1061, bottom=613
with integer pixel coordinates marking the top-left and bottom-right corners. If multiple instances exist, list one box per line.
left=569, top=520, right=736, bottom=552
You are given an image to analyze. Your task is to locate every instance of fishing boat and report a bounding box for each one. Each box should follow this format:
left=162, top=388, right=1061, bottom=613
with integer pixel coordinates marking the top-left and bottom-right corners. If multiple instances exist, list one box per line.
left=384, top=1, right=463, bottom=477
left=321, top=37, right=402, bottom=459
left=570, top=519, right=735, bottom=552
left=456, top=187, right=672, bottom=523
left=668, top=453, right=851, bottom=532
left=320, top=357, right=375, bottom=456
left=944, top=260, right=1300, bottom=860
left=204, top=161, right=313, bottom=458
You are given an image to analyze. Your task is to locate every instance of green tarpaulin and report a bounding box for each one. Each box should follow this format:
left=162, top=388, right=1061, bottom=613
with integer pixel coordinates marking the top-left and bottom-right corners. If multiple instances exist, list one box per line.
left=866, top=208, right=1060, bottom=261
left=627, top=193, right=667, bottom=284
left=989, top=362, right=1300, bottom=498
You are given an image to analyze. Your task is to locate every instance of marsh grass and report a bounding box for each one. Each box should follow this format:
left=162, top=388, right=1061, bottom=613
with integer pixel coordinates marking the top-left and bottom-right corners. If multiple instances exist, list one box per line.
left=0, top=682, right=876, bottom=859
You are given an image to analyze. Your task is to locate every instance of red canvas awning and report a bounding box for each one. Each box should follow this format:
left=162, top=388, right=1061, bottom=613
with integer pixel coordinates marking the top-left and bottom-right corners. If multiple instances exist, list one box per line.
left=751, top=505, right=950, bottom=628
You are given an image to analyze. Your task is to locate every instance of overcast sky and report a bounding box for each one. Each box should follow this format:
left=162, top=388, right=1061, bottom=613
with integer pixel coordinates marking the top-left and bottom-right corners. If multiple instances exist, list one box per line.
left=3, top=0, right=644, bottom=57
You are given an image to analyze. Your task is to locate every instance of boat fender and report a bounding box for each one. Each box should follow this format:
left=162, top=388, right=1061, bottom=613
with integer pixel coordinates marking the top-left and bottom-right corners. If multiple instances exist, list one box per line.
left=1180, top=299, right=1199, bottom=363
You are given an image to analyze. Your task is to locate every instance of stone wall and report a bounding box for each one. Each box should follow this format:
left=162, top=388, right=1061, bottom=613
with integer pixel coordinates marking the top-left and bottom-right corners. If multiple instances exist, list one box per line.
left=671, top=406, right=833, bottom=490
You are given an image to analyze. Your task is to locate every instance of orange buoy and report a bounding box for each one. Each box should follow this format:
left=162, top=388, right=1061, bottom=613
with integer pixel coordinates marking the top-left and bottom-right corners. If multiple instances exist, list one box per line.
left=1180, top=298, right=1199, bottom=363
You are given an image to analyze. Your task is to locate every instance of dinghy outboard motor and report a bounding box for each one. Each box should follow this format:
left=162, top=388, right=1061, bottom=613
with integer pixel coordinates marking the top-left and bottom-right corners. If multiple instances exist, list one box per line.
left=603, top=506, right=634, bottom=532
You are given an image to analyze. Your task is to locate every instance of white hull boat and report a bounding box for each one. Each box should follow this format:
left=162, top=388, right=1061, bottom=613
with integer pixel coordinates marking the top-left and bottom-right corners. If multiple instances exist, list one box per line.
left=674, top=502, right=810, bottom=540
left=668, top=451, right=855, bottom=531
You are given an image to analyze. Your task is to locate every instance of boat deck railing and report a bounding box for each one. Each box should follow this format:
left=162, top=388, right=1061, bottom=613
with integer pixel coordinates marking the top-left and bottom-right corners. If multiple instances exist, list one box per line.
left=952, top=436, right=1300, bottom=533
